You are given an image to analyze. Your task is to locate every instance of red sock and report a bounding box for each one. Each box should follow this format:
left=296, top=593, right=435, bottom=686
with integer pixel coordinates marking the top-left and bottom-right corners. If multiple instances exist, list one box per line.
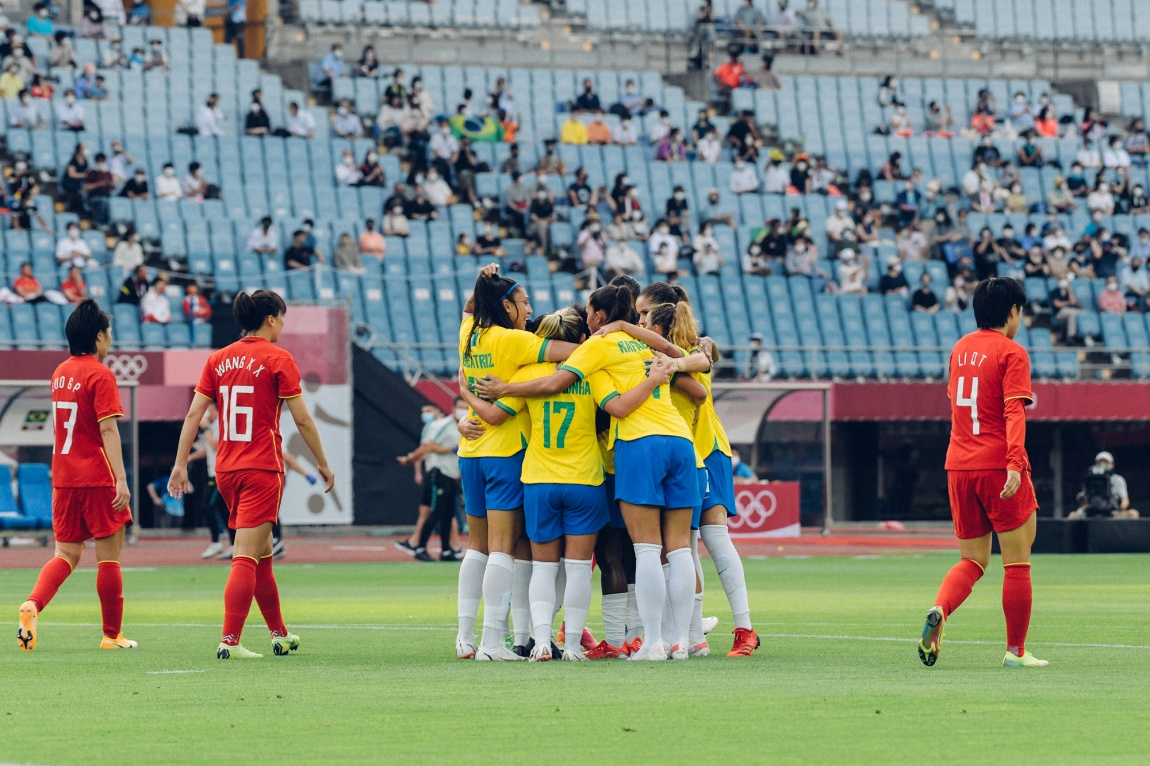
left=221, top=556, right=258, bottom=645
left=28, top=556, right=74, bottom=612
left=1003, top=563, right=1033, bottom=656
left=254, top=555, right=287, bottom=638
left=933, top=558, right=985, bottom=617
left=96, top=561, right=124, bottom=638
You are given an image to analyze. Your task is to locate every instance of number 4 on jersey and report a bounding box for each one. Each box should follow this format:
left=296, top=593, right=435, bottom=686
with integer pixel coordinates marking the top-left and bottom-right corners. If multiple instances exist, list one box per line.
left=956, top=376, right=979, bottom=435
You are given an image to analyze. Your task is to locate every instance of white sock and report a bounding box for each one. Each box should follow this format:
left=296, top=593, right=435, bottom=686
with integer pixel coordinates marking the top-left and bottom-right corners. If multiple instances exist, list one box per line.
left=701, top=524, right=752, bottom=630
left=661, top=562, right=674, bottom=642
left=689, top=592, right=705, bottom=644
left=512, top=558, right=532, bottom=647
left=602, top=592, right=628, bottom=648
left=625, top=583, right=643, bottom=643
left=457, top=549, right=488, bottom=642
left=528, top=561, right=559, bottom=649
left=666, top=548, right=695, bottom=651
left=553, top=557, right=567, bottom=619
left=562, top=559, right=593, bottom=652
left=633, top=543, right=665, bottom=646
left=480, top=552, right=514, bottom=650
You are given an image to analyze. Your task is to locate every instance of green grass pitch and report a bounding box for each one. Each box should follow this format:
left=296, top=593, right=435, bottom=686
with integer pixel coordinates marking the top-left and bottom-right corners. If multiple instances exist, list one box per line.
left=1, top=554, right=1148, bottom=765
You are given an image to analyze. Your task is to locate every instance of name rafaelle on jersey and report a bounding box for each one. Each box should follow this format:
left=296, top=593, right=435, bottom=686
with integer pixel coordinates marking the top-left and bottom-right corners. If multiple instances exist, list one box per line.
left=215, top=355, right=267, bottom=378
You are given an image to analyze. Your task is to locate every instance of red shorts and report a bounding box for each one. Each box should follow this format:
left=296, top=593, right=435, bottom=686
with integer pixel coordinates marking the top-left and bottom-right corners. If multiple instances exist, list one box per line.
left=53, top=487, right=133, bottom=544
left=947, top=469, right=1038, bottom=540
left=216, top=469, right=284, bottom=530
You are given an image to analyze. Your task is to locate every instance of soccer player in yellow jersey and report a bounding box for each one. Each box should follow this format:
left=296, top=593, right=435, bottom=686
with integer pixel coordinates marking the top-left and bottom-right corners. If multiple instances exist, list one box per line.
left=460, top=306, right=676, bottom=660
left=476, top=285, right=711, bottom=661
left=455, top=269, right=577, bottom=661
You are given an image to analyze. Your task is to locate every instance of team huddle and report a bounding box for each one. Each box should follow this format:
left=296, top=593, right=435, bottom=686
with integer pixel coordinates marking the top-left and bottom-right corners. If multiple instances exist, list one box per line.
left=451, top=266, right=759, bottom=661
left=16, top=270, right=1044, bottom=669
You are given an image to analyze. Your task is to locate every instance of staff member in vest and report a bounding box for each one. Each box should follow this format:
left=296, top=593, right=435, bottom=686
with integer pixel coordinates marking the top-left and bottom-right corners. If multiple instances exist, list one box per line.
left=397, top=402, right=465, bottom=561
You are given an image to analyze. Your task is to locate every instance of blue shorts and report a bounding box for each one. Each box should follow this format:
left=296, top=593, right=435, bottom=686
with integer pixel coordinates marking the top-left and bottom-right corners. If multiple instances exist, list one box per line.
left=702, top=451, right=738, bottom=517
left=459, top=453, right=525, bottom=517
left=613, top=435, right=701, bottom=510
left=523, top=482, right=609, bottom=542
left=691, top=467, right=707, bottom=529
left=604, top=472, right=626, bottom=529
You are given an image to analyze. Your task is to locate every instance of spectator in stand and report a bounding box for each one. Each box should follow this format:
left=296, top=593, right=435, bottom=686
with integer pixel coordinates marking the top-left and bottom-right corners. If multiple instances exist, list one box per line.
left=912, top=273, right=940, bottom=313
left=155, top=162, right=182, bottom=200
left=666, top=186, right=691, bottom=238
left=335, top=149, right=362, bottom=186
left=174, top=0, right=206, bottom=26
left=140, top=277, right=171, bottom=323
left=788, top=153, right=813, bottom=194
left=734, top=0, right=766, bottom=48
left=527, top=186, right=557, bottom=256
left=894, top=180, right=922, bottom=229
left=84, top=151, right=115, bottom=223
left=244, top=99, right=270, bottom=136
left=1130, top=228, right=1150, bottom=262
left=730, top=158, right=760, bottom=194
left=714, top=48, right=749, bottom=109
left=648, top=218, right=679, bottom=263
left=1130, top=184, right=1150, bottom=215
left=60, top=266, right=87, bottom=304
left=100, top=34, right=125, bottom=66
left=354, top=149, right=384, bottom=189
left=11, top=262, right=66, bottom=305
left=576, top=219, right=606, bottom=274
left=799, top=0, right=840, bottom=52
left=426, top=117, right=457, bottom=180
left=700, top=187, right=736, bottom=228
left=57, top=89, right=84, bottom=131
left=1077, top=139, right=1102, bottom=169
left=474, top=222, right=505, bottom=257
left=195, top=93, right=226, bottom=136
left=605, top=238, right=644, bottom=279
left=612, top=116, right=639, bottom=146
left=743, top=240, right=772, bottom=276
left=108, top=140, right=134, bottom=186
left=836, top=249, right=867, bottom=295
left=824, top=200, right=854, bottom=249
left=181, top=162, right=218, bottom=201
left=1009, top=91, right=1035, bottom=132
left=878, top=76, right=903, bottom=108
left=770, top=0, right=801, bottom=38
left=1047, top=175, right=1077, bottom=212
left=332, top=99, right=363, bottom=139
left=878, top=258, right=909, bottom=296
left=895, top=221, right=928, bottom=263
left=1103, top=136, right=1132, bottom=169
left=113, top=229, right=144, bottom=275
left=1087, top=181, right=1116, bottom=217
left=1098, top=276, right=1126, bottom=314
left=1080, top=107, right=1108, bottom=142
left=26, top=4, right=54, bottom=36
left=1022, top=246, right=1049, bottom=279
left=406, top=187, right=437, bottom=221
left=356, top=45, right=379, bottom=79
left=146, top=38, right=168, bottom=73
left=878, top=151, right=905, bottom=181
left=247, top=216, right=279, bottom=257
left=450, top=136, right=481, bottom=208
left=383, top=201, right=410, bottom=238
left=1017, top=131, right=1045, bottom=167
left=573, top=79, right=602, bottom=114
left=0, top=64, right=26, bottom=101
left=1125, top=118, right=1149, bottom=165
left=972, top=135, right=1001, bottom=168
left=618, top=79, right=644, bottom=116
left=725, top=109, right=762, bottom=151
left=320, top=44, right=348, bottom=87
left=502, top=171, right=532, bottom=236
left=945, top=275, right=972, bottom=312
left=758, top=52, right=782, bottom=91
left=743, top=338, right=776, bottom=384
left=566, top=167, right=593, bottom=209
left=285, top=230, right=322, bottom=270
left=1121, top=256, right=1150, bottom=311
left=785, top=236, right=829, bottom=287
left=49, top=32, right=77, bottom=69
left=536, top=138, right=566, bottom=175
left=183, top=284, right=212, bottom=323
left=286, top=101, right=316, bottom=139
left=762, top=152, right=789, bottom=194
left=116, top=264, right=149, bottom=305
left=559, top=114, right=588, bottom=145
left=358, top=219, right=385, bottom=260
left=8, top=88, right=43, bottom=129
left=889, top=105, right=913, bottom=137
left=970, top=106, right=995, bottom=136
left=56, top=224, right=94, bottom=268
left=693, top=223, right=722, bottom=275
left=333, top=232, right=363, bottom=273
left=1047, top=278, right=1081, bottom=341
left=127, top=0, right=153, bottom=24
left=1034, top=106, right=1058, bottom=138
left=654, top=128, right=688, bottom=162
left=697, top=128, right=722, bottom=164
left=585, top=114, right=611, bottom=145
left=690, top=108, right=716, bottom=146
left=421, top=167, right=451, bottom=207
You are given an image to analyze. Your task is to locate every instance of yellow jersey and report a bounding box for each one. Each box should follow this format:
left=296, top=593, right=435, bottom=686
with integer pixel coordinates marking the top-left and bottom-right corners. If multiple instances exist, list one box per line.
left=668, top=348, right=706, bottom=469
left=597, top=432, right=615, bottom=476
left=457, top=316, right=551, bottom=458
left=558, top=332, right=693, bottom=445
left=497, top=362, right=617, bottom=486
left=692, top=369, right=732, bottom=459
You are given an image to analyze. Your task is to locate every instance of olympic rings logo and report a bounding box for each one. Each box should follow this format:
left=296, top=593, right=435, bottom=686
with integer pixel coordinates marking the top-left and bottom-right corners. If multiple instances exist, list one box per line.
left=730, top=488, right=777, bottom=530
left=105, top=354, right=149, bottom=382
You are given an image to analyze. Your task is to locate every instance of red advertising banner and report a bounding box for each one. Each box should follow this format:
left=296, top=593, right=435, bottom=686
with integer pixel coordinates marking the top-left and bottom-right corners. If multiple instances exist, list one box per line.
left=729, top=481, right=801, bottom=538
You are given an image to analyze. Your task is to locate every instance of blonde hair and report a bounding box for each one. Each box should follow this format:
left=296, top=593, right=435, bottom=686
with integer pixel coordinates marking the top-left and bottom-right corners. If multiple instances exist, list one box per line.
left=647, top=301, right=700, bottom=352
left=533, top=304, right=587, bottom=344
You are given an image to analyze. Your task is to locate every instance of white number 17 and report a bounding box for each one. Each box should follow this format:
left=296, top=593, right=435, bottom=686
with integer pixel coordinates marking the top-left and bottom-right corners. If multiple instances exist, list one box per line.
left=956, top=376, right=979, bottom=435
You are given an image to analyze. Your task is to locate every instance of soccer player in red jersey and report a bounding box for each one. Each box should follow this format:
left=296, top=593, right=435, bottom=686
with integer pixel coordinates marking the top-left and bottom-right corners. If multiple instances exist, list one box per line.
left=18, top=300, right=136, bottom=652
left=168, top=291, right=334, bottom=659
left=919, top=277, right=1048, bottom=668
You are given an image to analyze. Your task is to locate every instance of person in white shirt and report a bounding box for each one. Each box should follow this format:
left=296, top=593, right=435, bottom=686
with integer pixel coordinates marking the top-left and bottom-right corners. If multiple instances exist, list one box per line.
left=1087, top=182, right=1115, bottom=217
left=113, top=230, right=144, bottom=276
left=648, top=220, right=680, bottom=263
left=108, top=140, right=133, bottom=185
left=423, top=168, right=453, bottom=207
left=56, top=90, right=85, bottom=131
left=730, top=159, right=760, bottom=194
left=692, top=223, right=723, bottom=275
left=648, top=111, right=673, bottom=145
left=1076, top=140, right=1102, bottom=169
left=8, top=90, right=45, bottom=130
left=762, top=157, right=789, bottom=194
left=140, top=277, right=171, bottom=324
left=181, top=162, right=212, bottom=200
left=247, top=217, right=279, bottom=255
left=697, top=128, right=722, bottom=164
left=612, top=118, right=639, bottom=146
left=836, top=248, right=869, bottom=295
left=1103, top=136, right=1132, bottom=169
left=605, top=239, right=645, bottom=278
left=286, top=101, right=315, bottom=139
left=55, top=225, right=95, bottom=268
left=335, top=150, right=361, bottom=186
left=96, top=0, right=126, bottom=25
left=824, top=201, right=855, bottom=245
left=154, top=163, right=183, bottom=200
left=428, top=119, right=458, bottom=174
left=195, top=93, right=226, bottom=136
left=331, top=100, right=363, bottom=139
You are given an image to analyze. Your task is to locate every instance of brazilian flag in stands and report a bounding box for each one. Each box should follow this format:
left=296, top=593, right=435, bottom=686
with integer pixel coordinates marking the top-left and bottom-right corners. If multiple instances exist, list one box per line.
left=449, top=114, right=503, bottom=143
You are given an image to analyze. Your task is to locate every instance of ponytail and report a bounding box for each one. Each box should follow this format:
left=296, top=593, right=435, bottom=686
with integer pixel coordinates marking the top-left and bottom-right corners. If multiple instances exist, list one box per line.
left=467, top=272, right=521, bottom=353
left=588, top=284, right=634, bottom=324
left=609, top=273, right=641, bottom=305
left=233, top=289, right=287, bottom=333
left=647, top=301, right=700, bottom=353
left=65, top=299, right=111, bottom=356
left=533, top=304, right=587, bottom=344
left=639, top=281, right=682, bottom=307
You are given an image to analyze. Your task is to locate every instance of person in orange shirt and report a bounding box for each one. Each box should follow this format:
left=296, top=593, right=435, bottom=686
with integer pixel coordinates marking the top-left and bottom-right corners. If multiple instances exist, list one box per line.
left=713, top=48, right=746, bottom=94
left=918, top=278, right=1048, bottom=669
left=586, top=114, right=611, bottom=145
left=358, top=218, right=386, bottom=259
left=60, top=265, right=87, bottom=303
left=970, top=106, right=996, bottom=136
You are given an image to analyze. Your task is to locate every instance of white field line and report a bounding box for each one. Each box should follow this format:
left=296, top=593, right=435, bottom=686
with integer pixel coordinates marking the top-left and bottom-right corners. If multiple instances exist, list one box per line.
left=4, top=622, right=1147, bottom=650
left=145, top=669, right=206, bottom=675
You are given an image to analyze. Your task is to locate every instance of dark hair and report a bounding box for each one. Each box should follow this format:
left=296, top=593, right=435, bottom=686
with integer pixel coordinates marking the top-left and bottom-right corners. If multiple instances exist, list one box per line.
left=609, top=274, right=641, bottom=305
left=640, top=280, right=689, bottom=306
left=66, top=299, right=111, bottom=356
left=467, top=272, right=522, bottom=352
left=973, top=277, right=1026, bottom=329
left=587, top=284, right=633, bottom=325
left=233, top=289, right=287, bottom=332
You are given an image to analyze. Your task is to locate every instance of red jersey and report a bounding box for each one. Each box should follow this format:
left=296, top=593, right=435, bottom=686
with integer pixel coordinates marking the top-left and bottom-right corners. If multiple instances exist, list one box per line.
left=51, top=354, right=123, bottom=488
left=194, top=336, right=303, bottom=474
left=945, top=329, right=1033, bottom=473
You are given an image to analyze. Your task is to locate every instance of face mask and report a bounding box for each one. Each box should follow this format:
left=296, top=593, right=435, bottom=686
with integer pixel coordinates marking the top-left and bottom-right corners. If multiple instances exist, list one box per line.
left=164, top=168, right=175, bottom=177
left=674, top=192, right=685, bottom=201
left=251, top=105, right=261, bottom=113
left=65, top=96, right=75, bottom=105
left=731, top=456, right=741, bottom=467
left=367, top=153, right=378, bottom=163
left=421, top=412, right=435, bottom=424
left=590, top=224, right=600, bottom=233
left=333, top=50, right=343, bottom=60
left=96, top=162, right=107, bottom=171
left=343, top=156, right=354, bottom=166
left=455, top=408, right=469, bottom=421
left=134, top=174, right=145, bottom=182
left=15, top=162, right=26, bottom=172
left=68, top=228, right=79, bottom=238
